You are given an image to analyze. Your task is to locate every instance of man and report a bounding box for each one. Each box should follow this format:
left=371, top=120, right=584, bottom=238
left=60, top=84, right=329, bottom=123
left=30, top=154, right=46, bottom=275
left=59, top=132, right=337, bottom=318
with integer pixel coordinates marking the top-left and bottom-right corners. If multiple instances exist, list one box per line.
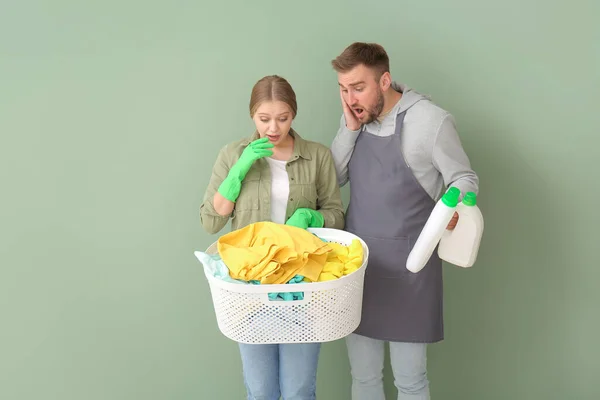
left=330, top=42, right=479, bottom=399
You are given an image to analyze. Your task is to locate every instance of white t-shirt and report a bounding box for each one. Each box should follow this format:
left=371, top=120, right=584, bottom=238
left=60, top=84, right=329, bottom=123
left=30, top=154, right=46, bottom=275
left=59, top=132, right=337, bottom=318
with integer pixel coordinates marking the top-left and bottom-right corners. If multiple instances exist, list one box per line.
left=265, top=157, right=290, bottom=224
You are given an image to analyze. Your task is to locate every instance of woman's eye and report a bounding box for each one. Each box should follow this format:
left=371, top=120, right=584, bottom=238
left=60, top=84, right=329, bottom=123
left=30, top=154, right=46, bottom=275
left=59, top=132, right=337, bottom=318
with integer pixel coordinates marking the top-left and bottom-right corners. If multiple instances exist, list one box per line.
left=279, top=118, right=288, bottom=122
left=260, top=119, right=269, bottom=123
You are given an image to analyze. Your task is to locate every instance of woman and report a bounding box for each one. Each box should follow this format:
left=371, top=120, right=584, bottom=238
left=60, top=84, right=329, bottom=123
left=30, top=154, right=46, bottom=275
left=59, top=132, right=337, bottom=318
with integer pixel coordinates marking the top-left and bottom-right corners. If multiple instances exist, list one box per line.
left=200, top=75, right=344, bottom=399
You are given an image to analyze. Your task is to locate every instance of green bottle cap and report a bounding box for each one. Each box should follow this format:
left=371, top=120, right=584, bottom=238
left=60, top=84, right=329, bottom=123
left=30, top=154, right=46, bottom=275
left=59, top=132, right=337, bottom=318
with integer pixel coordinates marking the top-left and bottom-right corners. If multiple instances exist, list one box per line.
left=462, top=192, right=477, bottom=206
left=441, top=187, right=460, bottom=207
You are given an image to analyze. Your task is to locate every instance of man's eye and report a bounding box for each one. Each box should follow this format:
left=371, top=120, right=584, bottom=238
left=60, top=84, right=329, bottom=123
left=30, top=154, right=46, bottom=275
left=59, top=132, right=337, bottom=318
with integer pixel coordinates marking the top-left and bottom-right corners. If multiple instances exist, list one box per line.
left=356, top=87, right=364, bottom=92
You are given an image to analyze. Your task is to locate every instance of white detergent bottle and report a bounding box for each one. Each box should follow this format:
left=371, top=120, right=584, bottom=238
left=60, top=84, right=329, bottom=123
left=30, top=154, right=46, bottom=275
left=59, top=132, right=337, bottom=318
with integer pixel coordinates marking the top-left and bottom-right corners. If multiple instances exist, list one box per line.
left=438, top=192, right=484, bottom=268
left=406, top=187, right=460, bottom=273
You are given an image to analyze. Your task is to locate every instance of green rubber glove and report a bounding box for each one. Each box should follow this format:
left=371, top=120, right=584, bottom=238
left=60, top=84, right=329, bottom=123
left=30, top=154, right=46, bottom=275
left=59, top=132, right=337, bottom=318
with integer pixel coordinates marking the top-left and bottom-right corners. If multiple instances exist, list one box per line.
left=218, top=137, right=274, bottom=202
left=285, top=208, right=325, bottom=229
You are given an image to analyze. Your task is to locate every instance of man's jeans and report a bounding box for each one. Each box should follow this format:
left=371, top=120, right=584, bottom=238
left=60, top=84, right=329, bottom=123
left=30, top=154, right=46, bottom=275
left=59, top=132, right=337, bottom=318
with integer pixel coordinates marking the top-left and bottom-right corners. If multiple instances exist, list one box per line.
left=346, top=333, right=430, bottom=400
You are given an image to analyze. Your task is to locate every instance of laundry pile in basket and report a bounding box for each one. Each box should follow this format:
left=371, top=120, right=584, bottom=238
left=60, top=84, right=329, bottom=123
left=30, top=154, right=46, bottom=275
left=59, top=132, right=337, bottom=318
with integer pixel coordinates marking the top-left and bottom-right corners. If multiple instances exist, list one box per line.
left=195, top=221, right=363, bottom=301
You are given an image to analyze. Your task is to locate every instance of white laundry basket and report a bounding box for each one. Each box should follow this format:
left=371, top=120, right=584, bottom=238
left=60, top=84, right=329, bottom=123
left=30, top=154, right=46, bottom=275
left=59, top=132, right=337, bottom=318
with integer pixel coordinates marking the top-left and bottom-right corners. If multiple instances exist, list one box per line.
left=196, top=227, right=369, bottom=344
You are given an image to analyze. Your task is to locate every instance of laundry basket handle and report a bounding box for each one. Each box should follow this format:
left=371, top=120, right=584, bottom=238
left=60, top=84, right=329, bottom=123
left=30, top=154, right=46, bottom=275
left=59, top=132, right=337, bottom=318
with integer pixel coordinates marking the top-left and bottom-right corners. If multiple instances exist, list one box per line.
left=260, top=291, right=312, bottom=306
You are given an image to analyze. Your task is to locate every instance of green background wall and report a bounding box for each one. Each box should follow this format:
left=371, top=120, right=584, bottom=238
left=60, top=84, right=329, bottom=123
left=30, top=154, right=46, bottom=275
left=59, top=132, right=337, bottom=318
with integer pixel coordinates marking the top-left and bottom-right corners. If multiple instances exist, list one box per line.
left=1, top=1, right=598, bottom=399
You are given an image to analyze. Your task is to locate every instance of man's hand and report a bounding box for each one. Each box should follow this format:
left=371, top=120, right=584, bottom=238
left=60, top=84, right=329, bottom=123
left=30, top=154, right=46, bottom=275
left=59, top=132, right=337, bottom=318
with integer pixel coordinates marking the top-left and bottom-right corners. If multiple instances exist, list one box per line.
left=340, top=88, right=361, bottom=131
left=446, top=212, right=459, bottom=230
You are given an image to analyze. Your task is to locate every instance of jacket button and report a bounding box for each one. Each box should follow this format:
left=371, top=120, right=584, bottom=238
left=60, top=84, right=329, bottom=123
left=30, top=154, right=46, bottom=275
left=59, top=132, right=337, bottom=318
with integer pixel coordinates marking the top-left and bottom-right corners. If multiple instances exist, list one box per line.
left=289, top=198, right=294, bottom=201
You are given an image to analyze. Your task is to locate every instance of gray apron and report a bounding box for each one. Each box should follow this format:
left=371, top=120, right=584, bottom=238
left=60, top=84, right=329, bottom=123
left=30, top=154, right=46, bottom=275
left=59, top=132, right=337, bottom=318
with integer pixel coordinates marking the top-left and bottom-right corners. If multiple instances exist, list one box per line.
left=345, top=110, right=443, bottom=343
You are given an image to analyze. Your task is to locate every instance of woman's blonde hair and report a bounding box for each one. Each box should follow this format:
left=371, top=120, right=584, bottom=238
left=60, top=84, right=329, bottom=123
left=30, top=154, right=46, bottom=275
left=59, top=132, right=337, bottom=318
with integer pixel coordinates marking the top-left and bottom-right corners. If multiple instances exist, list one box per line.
left=249, top=75, right=298, bottom=118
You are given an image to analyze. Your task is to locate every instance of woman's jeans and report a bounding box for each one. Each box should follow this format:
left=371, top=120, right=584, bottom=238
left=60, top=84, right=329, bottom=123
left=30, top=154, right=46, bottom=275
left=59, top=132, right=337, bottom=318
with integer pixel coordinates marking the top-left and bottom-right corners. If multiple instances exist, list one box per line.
left=238, top=342, right=321, bottom=400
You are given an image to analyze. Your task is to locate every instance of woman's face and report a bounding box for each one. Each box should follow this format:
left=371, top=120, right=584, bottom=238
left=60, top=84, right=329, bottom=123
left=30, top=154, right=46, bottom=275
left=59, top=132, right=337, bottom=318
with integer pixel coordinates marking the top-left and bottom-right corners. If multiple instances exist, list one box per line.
left=252, top=101, right=294, bottom=146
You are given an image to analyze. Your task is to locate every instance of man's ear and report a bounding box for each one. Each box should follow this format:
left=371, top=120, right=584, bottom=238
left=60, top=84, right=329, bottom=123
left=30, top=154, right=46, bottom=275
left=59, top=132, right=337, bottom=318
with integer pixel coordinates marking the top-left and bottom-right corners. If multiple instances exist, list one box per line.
left=379, top=71, right=392, bottom=91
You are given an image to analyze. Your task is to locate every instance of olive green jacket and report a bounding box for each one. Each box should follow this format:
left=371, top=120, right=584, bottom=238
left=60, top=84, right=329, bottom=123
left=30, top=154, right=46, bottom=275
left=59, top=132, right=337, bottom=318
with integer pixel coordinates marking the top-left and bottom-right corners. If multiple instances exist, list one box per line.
left=200, top=129, right=345, bottom=235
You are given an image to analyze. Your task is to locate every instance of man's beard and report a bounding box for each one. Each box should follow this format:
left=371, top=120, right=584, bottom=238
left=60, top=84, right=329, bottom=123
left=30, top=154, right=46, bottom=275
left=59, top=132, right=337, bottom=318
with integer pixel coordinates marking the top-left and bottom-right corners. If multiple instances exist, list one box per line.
left=361, top=89, right=385, bottom=124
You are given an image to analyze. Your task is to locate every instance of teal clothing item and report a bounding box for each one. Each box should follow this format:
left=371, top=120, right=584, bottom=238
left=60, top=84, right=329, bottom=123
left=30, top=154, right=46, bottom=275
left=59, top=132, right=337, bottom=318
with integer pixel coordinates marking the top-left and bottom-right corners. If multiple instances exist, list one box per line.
left=195, top=251, right=305, bottom=301
left=195, top=251, right=246, bottom=284
left=251, top=275, right=305, bottom=301
left=272, top=275, right=305, bottom=301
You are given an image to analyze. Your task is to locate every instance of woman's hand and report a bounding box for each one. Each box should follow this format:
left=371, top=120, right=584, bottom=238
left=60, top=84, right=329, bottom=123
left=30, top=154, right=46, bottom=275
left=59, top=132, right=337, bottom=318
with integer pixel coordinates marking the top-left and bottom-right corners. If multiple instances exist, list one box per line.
left=235, top=137, right=274, bottom=179
left=218, top=137, right=273, bottom=202
left=285, top=208, right=324, bottom=230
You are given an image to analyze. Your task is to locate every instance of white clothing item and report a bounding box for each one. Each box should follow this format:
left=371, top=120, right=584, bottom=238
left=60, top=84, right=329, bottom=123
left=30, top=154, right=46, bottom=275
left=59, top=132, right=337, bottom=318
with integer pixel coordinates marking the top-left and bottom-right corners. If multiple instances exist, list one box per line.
left=265, top=157, right=290, bottom=224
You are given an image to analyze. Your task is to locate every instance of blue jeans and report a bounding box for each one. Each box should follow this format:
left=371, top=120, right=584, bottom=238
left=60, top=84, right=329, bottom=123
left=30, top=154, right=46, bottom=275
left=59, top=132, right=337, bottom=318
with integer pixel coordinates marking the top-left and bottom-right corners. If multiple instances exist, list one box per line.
left=238, top=342, right=321, bottom=400
left=346, top=333, right=430, bottom=400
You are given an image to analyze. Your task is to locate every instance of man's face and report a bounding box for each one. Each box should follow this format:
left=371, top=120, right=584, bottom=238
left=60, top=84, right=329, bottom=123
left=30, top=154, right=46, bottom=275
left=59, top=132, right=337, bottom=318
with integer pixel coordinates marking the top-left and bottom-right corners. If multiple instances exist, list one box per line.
left=338, top=64, right=385, bottom=124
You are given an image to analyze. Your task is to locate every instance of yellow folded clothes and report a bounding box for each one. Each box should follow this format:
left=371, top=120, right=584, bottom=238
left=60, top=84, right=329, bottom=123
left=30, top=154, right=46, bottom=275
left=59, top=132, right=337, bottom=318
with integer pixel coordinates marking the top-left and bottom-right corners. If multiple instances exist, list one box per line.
left=217, top=221, right=331, bottom=284
left=306, top=239, right=364, bottom=282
